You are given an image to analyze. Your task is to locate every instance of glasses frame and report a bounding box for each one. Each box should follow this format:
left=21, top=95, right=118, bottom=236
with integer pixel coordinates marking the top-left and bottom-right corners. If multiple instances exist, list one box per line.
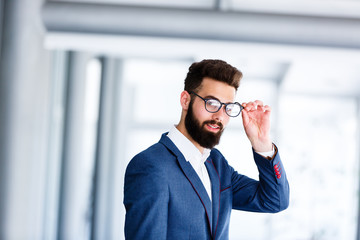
left=189, top=91, right=243, bottom=117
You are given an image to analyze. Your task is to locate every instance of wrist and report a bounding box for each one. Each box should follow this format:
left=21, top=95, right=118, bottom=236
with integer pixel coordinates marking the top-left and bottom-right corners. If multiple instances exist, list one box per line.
left=251, top=139, right=273, bottom=152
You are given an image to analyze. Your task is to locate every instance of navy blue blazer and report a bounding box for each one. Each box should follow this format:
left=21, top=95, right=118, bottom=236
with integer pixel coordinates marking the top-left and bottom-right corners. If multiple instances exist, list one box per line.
left=124, top=133, right=289, bottom=240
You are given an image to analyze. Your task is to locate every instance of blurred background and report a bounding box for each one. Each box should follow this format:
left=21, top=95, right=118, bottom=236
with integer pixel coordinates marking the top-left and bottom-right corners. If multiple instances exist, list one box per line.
left=1, top=0, right=360, bottom=239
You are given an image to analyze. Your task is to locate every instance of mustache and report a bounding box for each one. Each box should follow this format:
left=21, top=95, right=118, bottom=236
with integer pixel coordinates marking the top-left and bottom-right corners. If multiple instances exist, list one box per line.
left=203, top=120, right=223, bottom=130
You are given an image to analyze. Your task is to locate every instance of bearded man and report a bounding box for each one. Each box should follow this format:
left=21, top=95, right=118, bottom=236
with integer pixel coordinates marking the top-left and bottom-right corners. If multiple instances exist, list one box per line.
left=123, top=59, right=289, bottom=240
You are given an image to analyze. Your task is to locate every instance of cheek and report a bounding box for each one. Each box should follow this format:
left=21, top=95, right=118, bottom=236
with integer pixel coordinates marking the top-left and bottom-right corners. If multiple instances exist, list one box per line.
left=198, top=113, right=212, bottom=126
left=193, top=102, right=212, bottom=122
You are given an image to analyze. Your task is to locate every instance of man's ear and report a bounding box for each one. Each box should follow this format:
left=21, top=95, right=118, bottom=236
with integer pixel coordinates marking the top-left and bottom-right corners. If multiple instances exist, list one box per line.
left=180, top=90, right=191, bottom=110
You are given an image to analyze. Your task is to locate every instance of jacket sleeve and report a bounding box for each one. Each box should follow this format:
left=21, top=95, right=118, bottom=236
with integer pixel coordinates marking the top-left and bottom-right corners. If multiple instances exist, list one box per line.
left=123, top=153, right=169, bottom=240
left=231, top=146, right=290, bottom=213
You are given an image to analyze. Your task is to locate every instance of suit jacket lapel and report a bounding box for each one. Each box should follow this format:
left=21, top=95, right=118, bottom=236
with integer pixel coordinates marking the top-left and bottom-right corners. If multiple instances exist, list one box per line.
left=177, top=156, right=213, bottom=231
left=159, top=134, right=213, bottom=234
left=206, top=158, right=220, bottom=239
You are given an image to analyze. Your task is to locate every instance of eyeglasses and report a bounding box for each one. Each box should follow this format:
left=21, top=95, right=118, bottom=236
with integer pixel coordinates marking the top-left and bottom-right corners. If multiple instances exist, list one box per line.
left=190, top=91, right=243, bottom=117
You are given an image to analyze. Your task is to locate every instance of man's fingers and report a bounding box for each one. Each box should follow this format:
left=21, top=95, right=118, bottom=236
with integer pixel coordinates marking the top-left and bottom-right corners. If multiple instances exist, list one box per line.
left=242, top=101, right=256, bottom=111
left=254, top=100, right=263, bottom=107
left=259, top=105, right=271, bottom=113
left=263, top=105, right=271, bottom=112
left=242, top=100, right=269, bottom=112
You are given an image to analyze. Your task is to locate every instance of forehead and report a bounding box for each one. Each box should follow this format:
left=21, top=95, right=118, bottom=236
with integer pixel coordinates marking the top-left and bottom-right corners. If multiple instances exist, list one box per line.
left=197, top=77, right=236, bottom=102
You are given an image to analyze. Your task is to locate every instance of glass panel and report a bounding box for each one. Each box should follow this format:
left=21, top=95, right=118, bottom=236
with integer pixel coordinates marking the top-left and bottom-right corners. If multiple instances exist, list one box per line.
left=275, top=95, right=358, bottom=240
left=122, top=58, right=190, bottom=125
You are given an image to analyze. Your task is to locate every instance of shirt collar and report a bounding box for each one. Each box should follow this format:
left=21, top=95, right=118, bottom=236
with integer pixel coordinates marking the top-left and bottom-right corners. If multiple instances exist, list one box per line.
left=167, top=125, right=211, bottom=164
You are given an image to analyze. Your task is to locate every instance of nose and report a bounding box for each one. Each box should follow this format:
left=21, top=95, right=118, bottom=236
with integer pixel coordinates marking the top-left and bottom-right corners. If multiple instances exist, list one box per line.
left=212, top=105, right=227, bottom=122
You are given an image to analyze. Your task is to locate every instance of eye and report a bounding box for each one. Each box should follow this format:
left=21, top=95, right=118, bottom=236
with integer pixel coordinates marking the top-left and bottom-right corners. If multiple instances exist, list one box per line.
left=207, top=99, right=220, bottom=106
left=206, top=99, right=221, bottom=111
left=225, top=103, right=242, bottom=117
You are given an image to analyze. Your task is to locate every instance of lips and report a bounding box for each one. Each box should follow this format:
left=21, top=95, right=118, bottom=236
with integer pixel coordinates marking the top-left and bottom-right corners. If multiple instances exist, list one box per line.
left=204, top=121, right=223, bottom=132
left=208, top=124, right=220, bottom=129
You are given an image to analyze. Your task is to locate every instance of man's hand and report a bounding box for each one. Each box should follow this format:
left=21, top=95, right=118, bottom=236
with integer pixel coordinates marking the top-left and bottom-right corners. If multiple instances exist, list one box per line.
left=241, top=100, right=273, bottom=152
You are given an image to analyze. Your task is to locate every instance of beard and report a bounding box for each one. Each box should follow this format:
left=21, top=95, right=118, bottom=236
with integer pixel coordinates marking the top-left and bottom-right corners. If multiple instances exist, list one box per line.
left=185, top=102, right=224, bottom=149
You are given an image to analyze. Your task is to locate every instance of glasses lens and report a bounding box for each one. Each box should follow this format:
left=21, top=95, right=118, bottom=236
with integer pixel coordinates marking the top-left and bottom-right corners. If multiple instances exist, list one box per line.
left=226, top=103, right=242, bottom=117
left=205, top=99, right=221, bottom=112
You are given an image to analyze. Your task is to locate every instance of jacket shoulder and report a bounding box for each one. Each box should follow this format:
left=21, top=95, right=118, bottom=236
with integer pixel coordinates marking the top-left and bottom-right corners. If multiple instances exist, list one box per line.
left=126, top=141, right=176, bottom=172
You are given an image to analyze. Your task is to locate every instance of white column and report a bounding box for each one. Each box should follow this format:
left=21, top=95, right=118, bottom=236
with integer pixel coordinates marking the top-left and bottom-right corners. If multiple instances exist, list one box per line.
left=0, top=0, right=51, bottom=239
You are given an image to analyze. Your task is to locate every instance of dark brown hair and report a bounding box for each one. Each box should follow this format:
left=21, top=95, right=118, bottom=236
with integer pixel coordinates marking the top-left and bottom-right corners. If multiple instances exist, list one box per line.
left=184, top=59, right=242, bottom=92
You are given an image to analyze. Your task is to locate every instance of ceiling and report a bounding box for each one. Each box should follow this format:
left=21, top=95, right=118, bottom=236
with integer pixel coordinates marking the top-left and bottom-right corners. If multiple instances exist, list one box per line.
left=43, top=0, right=360, bottom=97
left=49, top=0, right=360, bottom=18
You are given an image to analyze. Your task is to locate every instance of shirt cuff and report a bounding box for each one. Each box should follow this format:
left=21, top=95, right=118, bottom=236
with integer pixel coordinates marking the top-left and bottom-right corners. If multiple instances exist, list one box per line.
left=256, top=144, right=275, bottom=159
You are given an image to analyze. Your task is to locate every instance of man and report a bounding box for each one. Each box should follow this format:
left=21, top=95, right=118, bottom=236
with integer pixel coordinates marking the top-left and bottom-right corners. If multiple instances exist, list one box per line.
left=123, top=59, right=289, bottom=240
